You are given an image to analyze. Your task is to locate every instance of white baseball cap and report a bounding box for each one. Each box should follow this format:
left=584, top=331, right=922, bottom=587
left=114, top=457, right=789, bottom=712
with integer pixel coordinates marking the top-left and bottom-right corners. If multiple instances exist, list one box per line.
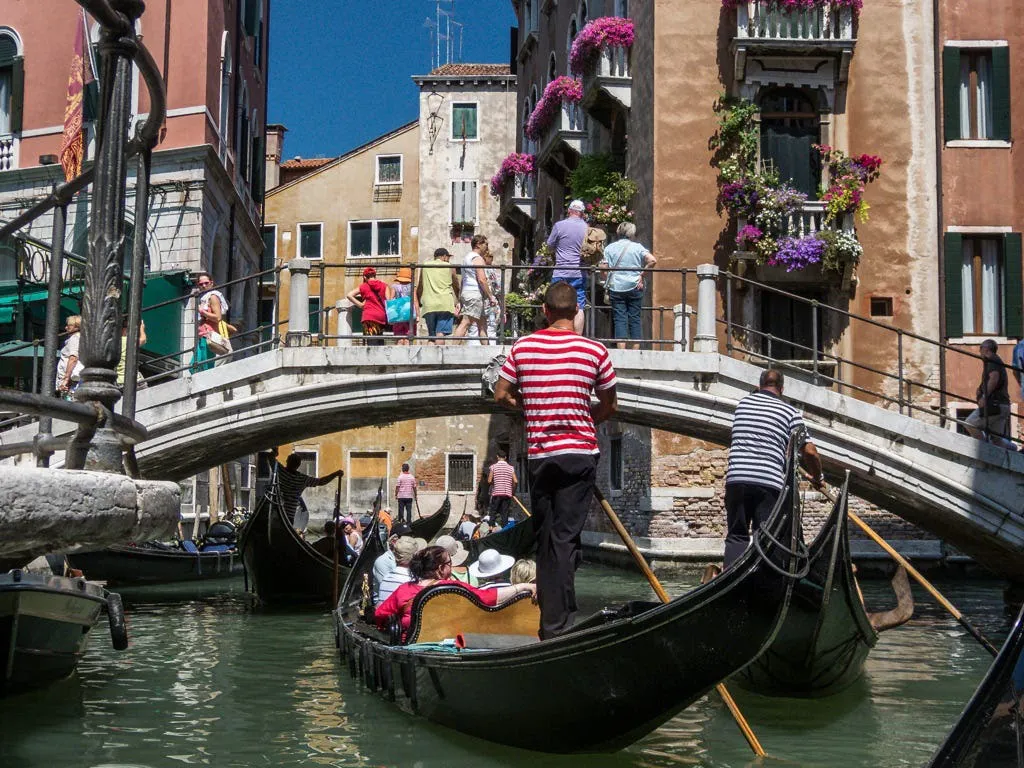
left=568, top=199, right=586, bottom=212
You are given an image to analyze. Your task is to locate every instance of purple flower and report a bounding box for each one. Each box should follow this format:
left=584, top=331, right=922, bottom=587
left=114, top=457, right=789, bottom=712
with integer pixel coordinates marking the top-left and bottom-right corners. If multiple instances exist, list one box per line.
left=569, top=17, right=635, bottom=76
left=735, top=225, right=763, bottom=247
left=770, top=236, right=826, bottom=272
left=489, top=153, right=537, bottom=197
left=525, top=77, right=584, bottom=141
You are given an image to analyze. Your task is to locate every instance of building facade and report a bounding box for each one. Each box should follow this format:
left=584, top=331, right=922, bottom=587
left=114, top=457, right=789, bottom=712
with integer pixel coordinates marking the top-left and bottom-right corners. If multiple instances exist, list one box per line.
left=0, top=0, right=270, bottom=520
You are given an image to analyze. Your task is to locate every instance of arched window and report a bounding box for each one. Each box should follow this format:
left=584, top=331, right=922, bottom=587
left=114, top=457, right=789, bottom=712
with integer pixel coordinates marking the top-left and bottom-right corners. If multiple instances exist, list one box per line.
left=548, top=52, right=557, bottom=84
left=579, top=1, right=588, bottom=26
left=0, top=28, right=24, bottom=137
left=615, top=0, right=629, bottom=18
left=219, top=32, right=232, bottom=162
left=566, top=16, right=578, bottom=65
left=759, top=87, right=821, bottom=198
left=236, top=82, right=250, bottom=181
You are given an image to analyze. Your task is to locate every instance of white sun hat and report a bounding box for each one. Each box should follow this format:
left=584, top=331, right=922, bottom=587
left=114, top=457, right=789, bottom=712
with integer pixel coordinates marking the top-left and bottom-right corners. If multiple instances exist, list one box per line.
left=468, top=548, right=516, bottom=580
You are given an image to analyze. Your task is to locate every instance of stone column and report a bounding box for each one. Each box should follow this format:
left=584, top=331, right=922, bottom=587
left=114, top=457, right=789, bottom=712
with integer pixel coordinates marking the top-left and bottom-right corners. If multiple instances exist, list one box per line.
left=285, top=258, right=311, bottom=347
left=693, top=264, right=719, bottom=354
left=335, top=299, right=354, bottom=346
left=673, top=304, right=692, bottom=352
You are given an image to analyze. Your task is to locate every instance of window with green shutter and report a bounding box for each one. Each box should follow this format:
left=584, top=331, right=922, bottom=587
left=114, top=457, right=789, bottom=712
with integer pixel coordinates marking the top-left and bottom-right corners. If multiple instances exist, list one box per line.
left=942, top=47, right=961, bottom=143
left=1004, top=233, right=1023, bottom=338
left=991, top=46, right=1012, bottom=142
left=451, top=103, right=478, bottom=140
left=308, top=297, right=321, bottom=335
left=944, top=232, right=964, bottom=338
left=0, top=33, right=23, bottom=135
left=298, top=223, right=323, bottom=260
left=943, top=45, right=1012, bottom=143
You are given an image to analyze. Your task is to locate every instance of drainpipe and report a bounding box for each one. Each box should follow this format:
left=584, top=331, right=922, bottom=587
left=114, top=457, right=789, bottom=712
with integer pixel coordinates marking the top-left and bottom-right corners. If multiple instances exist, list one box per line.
left=933, top=0, right=946, bottom=424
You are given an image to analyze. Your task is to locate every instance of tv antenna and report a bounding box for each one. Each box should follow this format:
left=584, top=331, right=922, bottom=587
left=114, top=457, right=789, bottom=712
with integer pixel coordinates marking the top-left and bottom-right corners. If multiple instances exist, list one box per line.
left=424, top=0, right=464, bottom=70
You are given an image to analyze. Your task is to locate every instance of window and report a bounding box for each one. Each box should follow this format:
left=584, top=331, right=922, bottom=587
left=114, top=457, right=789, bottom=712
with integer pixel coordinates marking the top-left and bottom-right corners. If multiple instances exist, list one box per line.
left=943, top=45, right=1011, bottom=143
left=0, top=30, right=24, bottom=136
left=258, top=297, right=274, bottom=344
left=349, top=451, right=388, bottom=511
left=451, top=181, right=478, bottom=224
left=348, top=220, right=401, bottom=258
left=236, top=85, right=250, bottom=181
left=567, top=16, right=578, bottom=63
left=869, top=297, right=893, bottom=317
left=298, top=223, right=323, bottom=260
left=579, top=1, right=589, bottom=26
left=261, top=225, right=276, bottom=274
left=376, top=154, right=402, bottom=185
left=308, top=296, right=321, bottom=335
left=944, top=232, right=1023, bottom=339
left=760, top=87, right=821, bottom=199
left=447, top=453, right=476, bottom=493
left=452, top=103, right=478, bottom=140
left=548, top=53, right=557, bottom=83
left=218, top=37, right=232, bottom=160
left=616, top=0, right=629, bottom=17
left=291, top=450, right=317, bottom=477
left=609, top=436, right=623, bottom=491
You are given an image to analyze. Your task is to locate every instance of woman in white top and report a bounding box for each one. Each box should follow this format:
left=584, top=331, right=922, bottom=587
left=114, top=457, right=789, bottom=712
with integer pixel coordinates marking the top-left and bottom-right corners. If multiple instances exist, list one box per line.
left=453, top=235, right=498, bottom=344
left=599, top=222, right=657, bottom=350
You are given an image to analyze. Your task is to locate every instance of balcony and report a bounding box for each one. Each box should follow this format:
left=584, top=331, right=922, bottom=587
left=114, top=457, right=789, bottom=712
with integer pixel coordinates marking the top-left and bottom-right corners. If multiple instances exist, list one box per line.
left=733, top=1, right=856, bottom=82
left=536, top=103, right=588, bottom=181
left=0, top=135, right=18, bottom=172
left=497, top=173, right=537, bottom=237
left=581, top=46, right=632, bottom=128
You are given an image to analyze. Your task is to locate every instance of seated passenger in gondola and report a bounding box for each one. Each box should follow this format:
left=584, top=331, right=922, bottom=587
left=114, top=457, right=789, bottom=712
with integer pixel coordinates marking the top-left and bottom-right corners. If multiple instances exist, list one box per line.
left=341, top=517, right=363, bottom=564
left=453, top=512, right=479, bottom=542
left=434, top=535, right=470, bottom=583
left=510, top=559, right=537, bottom=585
left=310, top=520, right=343, bottom=558
left=375, top=545, right=534, bottom=642
left=372, top=522, right=413, bottom=601
left=376, top=536, right=424, bottom=602
left=469, top=549, right=515, bottom=588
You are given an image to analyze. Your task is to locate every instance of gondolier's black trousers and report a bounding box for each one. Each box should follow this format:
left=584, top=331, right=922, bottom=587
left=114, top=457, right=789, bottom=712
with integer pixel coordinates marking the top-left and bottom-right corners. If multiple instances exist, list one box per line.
left=529, top=453, right=598, bottom=640
left=488, top=495, right=512, bottom=527
left=724, top=482, right=780, bottom=568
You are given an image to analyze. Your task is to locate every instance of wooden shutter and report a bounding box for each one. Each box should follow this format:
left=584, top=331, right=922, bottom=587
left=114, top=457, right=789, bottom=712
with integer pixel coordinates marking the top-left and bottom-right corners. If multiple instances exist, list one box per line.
left=250, top=135, right=265, bottom=203
left=452, top=181, right=476, bottom=223
left=991, top=46, right=1011, bottom=142
left=944, top=232, right=964, bottom=339
left=10, top=56, right=24, bottom=134
left=942, top=46, right=961, bottom=143
left=1004, top=233, right=1023, bottom=338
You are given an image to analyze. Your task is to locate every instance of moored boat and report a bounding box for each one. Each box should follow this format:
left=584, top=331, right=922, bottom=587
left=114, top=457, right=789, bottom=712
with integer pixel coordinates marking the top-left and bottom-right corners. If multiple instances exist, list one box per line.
left=735, top=472, right=878, bottom=697
left=926, top=604, right=1024, bottom=767
left=334, top=457, right=804, bottom=753
left=0, top=570, right=126, bottom=696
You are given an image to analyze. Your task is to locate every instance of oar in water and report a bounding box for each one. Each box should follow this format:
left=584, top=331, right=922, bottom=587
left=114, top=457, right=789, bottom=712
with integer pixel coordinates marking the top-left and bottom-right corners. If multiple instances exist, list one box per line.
left=331, top=476, right=343, bottom=608
left=802, top=470, right=999, bottom=657
left=592, top=487, right=767, bottom=758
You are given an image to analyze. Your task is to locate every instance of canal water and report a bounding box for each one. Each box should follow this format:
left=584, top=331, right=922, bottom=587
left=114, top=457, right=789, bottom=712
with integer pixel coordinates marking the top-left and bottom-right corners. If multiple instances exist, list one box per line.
left=0, top=566, right=1013, bottom=768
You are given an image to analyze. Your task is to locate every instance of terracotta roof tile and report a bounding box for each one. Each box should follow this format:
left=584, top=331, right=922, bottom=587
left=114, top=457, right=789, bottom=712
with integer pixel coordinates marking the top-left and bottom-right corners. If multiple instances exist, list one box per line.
left=281, top=157, right=335, bottom=169
left=428, top=63, right=511, bottom=77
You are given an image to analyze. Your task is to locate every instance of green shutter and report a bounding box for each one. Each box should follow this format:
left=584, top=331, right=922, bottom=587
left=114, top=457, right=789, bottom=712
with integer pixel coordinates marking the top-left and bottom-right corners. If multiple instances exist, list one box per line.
left=942, top=46, right=961, bottom=143
left=10, top=56, right=24, bottom=134
left=250, top=135, right=265, bottom=203
left=944, top=232, right=964, bottom=339
left=991, top=46, right=1011, bottom=142
left=1004, top=233, right=1023, bottom=338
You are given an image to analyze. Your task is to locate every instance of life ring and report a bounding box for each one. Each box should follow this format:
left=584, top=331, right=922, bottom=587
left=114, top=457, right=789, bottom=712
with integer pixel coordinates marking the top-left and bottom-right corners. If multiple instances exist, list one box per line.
left=106, top=591, right=129, bottom=651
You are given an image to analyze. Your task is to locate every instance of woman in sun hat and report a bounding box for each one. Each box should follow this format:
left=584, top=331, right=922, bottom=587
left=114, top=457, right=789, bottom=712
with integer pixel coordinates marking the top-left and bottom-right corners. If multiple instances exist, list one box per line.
left=390, top=265, right=415, bottom=345
left=468, top=548, right=516, bottom=588
left=434, top=534, right=470, bottom=583
left=346, top=266, right=391, bottom=345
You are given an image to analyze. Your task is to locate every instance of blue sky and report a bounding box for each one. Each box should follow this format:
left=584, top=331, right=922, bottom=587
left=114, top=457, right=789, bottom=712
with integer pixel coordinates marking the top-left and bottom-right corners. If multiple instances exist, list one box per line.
left=268, top=0, right=517, bottom=160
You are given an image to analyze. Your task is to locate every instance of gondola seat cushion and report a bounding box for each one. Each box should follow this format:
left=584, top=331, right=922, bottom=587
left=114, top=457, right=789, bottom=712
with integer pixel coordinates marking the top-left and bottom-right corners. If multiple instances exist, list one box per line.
left=405, top=584, right=539, bottom=645
left=181, top=540, right=199, bottom=554
left=200, top=544, right=233, bottom=553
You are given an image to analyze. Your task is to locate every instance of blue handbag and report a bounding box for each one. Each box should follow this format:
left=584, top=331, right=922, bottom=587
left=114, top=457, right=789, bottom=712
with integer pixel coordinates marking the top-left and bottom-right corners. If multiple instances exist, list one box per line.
left=386, top=295, right=412, bottom=324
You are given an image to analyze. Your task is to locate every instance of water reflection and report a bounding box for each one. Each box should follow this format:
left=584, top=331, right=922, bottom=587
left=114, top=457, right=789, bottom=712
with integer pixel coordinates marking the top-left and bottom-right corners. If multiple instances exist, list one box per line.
left=0, top=567, right=1011, bottom=767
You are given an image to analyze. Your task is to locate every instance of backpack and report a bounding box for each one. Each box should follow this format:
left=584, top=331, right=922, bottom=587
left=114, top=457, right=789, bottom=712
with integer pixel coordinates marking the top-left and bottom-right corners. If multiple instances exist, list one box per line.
left=581, top=226, right=607, bottom=263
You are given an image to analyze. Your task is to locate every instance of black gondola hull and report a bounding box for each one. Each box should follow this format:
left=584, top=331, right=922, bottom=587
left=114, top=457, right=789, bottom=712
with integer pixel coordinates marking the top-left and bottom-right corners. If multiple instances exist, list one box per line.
left=467, top=516, right=538, bottom=560
left=67, top=546, right=243, bottom=586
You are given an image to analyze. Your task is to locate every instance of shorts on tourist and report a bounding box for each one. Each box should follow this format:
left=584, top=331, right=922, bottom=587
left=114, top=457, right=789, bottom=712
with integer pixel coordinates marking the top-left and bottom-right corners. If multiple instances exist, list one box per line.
left=425, top=311, right=455, bottom=336
left=553, top=276, right=587, bottom=310
left=965, top=404, right=1011, bottom=437
left=459, top=294, right=485, bottom=320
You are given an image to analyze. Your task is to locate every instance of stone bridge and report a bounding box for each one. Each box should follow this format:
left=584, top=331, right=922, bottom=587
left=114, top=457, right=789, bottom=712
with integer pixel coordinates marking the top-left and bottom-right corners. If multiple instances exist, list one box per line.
left=4, top=344, right=1023, bottom=578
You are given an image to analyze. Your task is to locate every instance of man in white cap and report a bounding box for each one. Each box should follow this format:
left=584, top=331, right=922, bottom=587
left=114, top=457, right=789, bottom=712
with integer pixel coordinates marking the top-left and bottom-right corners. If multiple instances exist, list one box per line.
left=546, top=199, right=589, bottom=333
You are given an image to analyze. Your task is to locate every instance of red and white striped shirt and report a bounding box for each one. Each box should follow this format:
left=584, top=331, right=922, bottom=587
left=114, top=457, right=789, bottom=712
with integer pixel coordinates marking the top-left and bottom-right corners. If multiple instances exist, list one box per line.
left=499, top=327, right=616, bottom=459
left=489, top=459, right=516, bottom=497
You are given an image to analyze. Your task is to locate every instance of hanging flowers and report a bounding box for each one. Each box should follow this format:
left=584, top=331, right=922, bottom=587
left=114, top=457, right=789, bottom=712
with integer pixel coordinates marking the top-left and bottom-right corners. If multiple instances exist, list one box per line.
left=815, top=145, right=882, bottom=224
left=490, top=153, right=536, bottom=197
left=569, top=17, right=635, bottom=76
left=525, top=76, right=584, bottom=141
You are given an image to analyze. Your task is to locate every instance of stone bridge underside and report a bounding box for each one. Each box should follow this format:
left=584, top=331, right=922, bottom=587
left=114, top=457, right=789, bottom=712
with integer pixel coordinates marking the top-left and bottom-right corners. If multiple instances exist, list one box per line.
left=5, top=346, right=1023, bottom=578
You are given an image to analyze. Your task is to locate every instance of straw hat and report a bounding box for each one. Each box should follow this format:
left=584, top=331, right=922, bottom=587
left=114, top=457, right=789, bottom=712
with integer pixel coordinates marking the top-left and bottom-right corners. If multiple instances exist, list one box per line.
left=395, top=266, right=413, bottom=284
left=469, top=548, right=515, bottom=580
left=435, top=535, right=469, bottom=566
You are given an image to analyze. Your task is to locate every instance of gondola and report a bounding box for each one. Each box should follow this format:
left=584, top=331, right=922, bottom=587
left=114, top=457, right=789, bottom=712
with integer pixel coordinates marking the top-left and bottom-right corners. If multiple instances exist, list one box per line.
left=240, top=484, right=450, bottom=606
left=334, top=453, right=805, bottom=754
left=467, top=515, right=538, bottom=560
left=735, top=472, right=878, bottom=697
left=926, top=604, right=1024, bottom=767
left=66, top=541, right=243, bottom=587
left=0, top=569, right=127, bottom=695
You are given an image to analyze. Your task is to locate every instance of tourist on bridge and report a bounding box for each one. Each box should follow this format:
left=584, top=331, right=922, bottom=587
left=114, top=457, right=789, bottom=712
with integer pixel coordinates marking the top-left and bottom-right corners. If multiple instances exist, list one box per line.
left=395, top=463, right=417, bottom=524
left=487, top=449, right=518, bottom=527
left=453, top=235, right=498, bottom=344
left=546, top=199, right=590, bottom=334
left=965, top=339, right=1013, bottom=447
left=416, top=247, right=460, bottom=345
left=192, top=272, right=232, bottom=371
left=346, top=267, right=391, bottom=346
left=494, top=281, right=618, bottom=639
left=276, top=452, right=343, bottom=528
left=389, top=266, right=415, bottom=345
left=599, top=222, right=657, bottom=350
left=724, top=369, right=823, bottom=568
left=56, top=315, right=82, bottom=397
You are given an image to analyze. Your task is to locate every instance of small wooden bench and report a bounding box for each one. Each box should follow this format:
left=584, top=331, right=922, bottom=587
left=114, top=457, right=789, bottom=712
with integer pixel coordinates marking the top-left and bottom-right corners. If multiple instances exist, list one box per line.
left=404, top=584, right=540, bottom=647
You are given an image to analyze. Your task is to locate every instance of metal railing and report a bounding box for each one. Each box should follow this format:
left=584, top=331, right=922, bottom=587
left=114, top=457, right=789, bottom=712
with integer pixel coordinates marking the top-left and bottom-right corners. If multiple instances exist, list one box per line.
left=736, top=1, right=855, bottom=42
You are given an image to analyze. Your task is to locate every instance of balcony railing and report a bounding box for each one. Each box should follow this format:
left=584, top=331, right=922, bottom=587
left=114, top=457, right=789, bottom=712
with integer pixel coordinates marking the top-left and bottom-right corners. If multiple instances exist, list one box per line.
left=581, top=46, right=632, bottom=118
left=537, top=102, right=588, bottom=168
left=0, top=135, right=18, bottom=172
left=736, top=1, right=855, bottom=43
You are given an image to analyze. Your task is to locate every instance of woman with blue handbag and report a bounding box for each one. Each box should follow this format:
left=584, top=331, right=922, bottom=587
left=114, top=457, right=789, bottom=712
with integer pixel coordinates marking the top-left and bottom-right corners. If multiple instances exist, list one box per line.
left=388, top=266, right=415, bottom=344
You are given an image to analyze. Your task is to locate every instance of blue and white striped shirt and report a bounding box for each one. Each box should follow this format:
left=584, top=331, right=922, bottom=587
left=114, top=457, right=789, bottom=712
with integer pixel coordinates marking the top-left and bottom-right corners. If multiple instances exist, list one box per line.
left=726, top=391, right=808, bottom=491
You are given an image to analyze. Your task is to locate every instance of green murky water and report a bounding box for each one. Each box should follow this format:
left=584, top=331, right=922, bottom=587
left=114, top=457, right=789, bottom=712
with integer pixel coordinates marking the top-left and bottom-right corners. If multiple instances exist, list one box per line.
left=0, top=567, right=1012, bottom=767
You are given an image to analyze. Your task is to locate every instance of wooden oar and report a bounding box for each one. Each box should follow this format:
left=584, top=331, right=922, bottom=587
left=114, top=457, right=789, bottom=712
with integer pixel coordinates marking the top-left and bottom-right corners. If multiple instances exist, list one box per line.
left=511, top=495, right=531, bottom=518
left=331, top=476, right=343, bottom=608
left=593, top=487, right=767, bottom=757
left=803, top=471, right=998, bottom=657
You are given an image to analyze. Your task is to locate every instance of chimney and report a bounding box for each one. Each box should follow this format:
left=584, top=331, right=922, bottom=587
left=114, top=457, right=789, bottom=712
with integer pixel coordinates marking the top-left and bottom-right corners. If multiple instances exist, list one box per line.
left=265, top=123, right=288, bottom=191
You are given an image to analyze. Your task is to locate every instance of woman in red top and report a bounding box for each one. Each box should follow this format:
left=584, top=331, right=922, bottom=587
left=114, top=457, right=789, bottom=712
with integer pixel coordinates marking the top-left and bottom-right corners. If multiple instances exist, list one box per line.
left=375, top=545, right=535, bottom=641
left=346, top=266, right=392, bottom=345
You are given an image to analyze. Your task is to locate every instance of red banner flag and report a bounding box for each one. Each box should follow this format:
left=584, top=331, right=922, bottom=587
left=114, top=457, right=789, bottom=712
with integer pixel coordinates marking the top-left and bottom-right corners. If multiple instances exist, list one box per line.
left=59, top=14, right=94, bottom=182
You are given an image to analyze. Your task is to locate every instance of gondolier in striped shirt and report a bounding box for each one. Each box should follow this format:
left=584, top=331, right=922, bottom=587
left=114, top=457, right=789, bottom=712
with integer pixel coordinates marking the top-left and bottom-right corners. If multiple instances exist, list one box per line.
left=486, top=449, right=518, bottom=527
left=276, top=453, right=343, bottom=529
left=494, top=281, right=618, bottom=639
left=725, top=369, right=823, bottom=567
